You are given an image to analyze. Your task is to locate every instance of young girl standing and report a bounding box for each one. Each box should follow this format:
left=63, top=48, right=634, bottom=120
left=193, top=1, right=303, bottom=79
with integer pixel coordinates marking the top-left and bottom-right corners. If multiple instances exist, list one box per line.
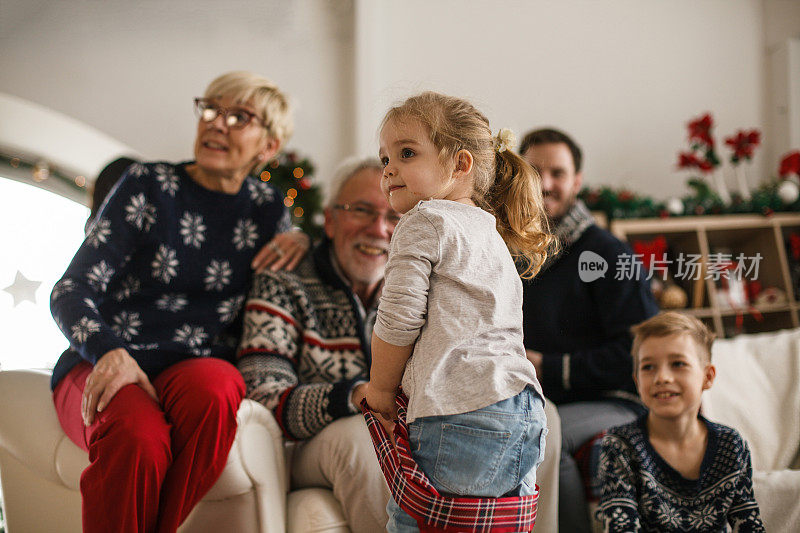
left=365, top=92, right=555, bottom=531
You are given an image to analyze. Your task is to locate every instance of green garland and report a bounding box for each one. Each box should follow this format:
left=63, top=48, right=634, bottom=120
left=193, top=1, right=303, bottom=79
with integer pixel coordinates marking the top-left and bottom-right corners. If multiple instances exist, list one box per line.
left=579, top=177, right=800, bottom=220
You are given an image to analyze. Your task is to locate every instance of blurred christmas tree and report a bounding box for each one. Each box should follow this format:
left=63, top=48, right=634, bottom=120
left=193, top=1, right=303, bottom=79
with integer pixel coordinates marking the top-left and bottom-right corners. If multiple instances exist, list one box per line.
left=254, top=151, right=324, bottom=239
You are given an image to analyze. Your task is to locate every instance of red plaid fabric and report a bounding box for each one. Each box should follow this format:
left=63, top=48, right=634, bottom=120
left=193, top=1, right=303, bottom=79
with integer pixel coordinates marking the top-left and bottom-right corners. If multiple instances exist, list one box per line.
left=361, top=393, right=538, bottom=532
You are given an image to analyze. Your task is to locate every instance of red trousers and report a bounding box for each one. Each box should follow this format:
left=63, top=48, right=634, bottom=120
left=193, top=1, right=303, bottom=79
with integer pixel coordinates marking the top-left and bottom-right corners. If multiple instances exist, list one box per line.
left=53, top=358, right=245, bottom=533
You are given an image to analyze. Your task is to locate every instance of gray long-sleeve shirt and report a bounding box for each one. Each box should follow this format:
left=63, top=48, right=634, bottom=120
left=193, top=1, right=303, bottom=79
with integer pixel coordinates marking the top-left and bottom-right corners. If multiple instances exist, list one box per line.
left=374, top=200, right=543, bottom=423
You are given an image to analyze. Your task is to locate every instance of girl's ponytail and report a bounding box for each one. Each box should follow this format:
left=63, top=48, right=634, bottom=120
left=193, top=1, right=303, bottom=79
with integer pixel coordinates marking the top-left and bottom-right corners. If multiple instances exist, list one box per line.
left=382, top=93, right=555, bottom=278
left=483, top=146, right=557, bottom=279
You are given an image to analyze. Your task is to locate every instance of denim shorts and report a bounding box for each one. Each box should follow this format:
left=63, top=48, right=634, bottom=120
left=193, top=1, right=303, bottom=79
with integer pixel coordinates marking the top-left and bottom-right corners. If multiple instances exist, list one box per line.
left=387, top=387, right=547, bottom=532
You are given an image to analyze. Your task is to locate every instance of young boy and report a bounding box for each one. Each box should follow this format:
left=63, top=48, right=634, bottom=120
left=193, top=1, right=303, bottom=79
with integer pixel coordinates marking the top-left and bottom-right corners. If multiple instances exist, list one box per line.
left=595, top=312, right=765, bottom=532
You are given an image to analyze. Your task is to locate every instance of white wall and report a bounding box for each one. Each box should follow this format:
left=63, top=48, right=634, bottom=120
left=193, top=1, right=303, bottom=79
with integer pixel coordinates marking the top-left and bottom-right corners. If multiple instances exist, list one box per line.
left=1, top=0, right=798, bottom=200
left=764, top=1, right=800, bottom=168
left=355, top=0, right=772, bottom=198
left=0, top=0, right=355, bottom=185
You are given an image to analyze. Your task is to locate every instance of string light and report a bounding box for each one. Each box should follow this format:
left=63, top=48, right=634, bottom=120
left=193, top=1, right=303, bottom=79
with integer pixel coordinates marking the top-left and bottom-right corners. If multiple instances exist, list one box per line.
left=10, top=158, right=20, bottom=168
left=287, top=188, right=297, bottom=199
left=260, top=170, right=271, bottom=181
left=284, top=197, right=294, bottom=207
left=293, top=167, right=304, bottom=179
left=74, top=175, right=86, bottom=187
left=294, top=207, right=304, bottom=218
left=32, top=161, right=50, bottom=182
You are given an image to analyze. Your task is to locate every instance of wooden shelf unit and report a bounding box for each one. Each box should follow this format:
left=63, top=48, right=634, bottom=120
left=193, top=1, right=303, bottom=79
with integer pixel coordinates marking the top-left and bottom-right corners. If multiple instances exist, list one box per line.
left=610, top=213, right=800, bottom=337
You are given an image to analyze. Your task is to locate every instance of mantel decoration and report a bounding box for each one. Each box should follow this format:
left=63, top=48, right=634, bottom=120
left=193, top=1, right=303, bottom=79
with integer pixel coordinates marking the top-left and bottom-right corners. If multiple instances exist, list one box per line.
left=252, top=151, right=324, bottom=239
left=580, top=113, right=800, bottom=221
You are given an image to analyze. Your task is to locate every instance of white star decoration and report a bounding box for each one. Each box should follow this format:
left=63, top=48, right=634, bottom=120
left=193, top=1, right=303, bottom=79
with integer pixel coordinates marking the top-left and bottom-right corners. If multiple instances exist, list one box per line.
left=2, top=271, right=42, bottom=307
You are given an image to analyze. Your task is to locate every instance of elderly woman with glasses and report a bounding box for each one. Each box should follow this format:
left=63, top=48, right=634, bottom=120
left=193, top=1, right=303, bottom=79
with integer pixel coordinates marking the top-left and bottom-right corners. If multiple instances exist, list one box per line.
left=49, top=71, right=306, bottom=533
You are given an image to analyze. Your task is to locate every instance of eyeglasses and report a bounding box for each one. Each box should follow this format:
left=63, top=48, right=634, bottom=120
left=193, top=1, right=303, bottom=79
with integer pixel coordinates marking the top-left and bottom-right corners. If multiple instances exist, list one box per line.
left=334, top=203, right=401, bottom=228
left=193, top=98, right=263, bottom=130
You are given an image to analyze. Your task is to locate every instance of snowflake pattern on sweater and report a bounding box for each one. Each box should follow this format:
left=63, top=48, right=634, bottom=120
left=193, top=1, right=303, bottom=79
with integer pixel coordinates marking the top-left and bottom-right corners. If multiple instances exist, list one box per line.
left=237, top=241, right=372, bottom=441
left=49, top=161, right=288, bottom=388
left=596, top=415, right=765, bottom=532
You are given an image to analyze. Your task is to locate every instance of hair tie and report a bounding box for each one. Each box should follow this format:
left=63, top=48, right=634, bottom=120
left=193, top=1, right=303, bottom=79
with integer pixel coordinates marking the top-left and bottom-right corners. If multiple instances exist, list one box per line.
left=493, top=128, right=516, bottom=153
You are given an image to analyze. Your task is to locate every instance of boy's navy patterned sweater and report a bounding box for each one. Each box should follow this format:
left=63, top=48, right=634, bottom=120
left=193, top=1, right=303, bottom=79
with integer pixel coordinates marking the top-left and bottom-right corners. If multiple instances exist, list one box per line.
left=237, top=239, right=374, bottom=441
left=50, top=161, right=288, bottom=389
left=596, top=415, right=765, bottom=532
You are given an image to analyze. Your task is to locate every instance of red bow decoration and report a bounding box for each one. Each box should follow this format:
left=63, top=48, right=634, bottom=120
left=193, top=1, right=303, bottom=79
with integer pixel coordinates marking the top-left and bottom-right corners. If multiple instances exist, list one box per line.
left=724, top=130, right=761, bottom=163
left=632, top=236, right=668, bottom=271
left=779, top=151, right=800, bottom=178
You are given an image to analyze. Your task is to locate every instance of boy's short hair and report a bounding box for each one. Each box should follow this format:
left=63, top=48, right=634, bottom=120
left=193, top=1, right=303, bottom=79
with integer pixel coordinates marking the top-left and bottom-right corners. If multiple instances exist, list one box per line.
left=631, top=311, right=716, bottom=365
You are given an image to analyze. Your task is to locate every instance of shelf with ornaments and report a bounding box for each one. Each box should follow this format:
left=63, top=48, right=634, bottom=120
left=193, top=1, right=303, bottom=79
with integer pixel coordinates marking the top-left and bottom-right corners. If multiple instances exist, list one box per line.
left=721, top=307, right=795, bottom=338
left=610, top=213, right=800, bottom=338
left=610, top=220, right=707, bottom=309
left=780, top=223, right=800, bottom=303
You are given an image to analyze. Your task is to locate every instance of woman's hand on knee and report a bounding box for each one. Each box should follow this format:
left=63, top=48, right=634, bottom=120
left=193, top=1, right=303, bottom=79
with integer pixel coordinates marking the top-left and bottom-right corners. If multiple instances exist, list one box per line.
left=82, top=348, right=158, bottom=426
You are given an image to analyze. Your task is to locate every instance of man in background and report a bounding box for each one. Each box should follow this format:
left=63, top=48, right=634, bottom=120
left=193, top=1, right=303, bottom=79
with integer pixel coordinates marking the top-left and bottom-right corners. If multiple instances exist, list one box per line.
left=520, top=128, right=659, bottom=533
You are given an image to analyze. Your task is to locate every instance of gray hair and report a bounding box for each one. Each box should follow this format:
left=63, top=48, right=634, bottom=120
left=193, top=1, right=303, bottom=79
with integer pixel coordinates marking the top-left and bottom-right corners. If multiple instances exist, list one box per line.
left=325, top=156, right=384, bottom=208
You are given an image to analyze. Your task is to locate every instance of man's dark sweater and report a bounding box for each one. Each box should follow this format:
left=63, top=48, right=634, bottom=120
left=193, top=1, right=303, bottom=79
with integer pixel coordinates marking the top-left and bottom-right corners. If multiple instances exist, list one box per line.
left=522, top=224, right=659, bottom=405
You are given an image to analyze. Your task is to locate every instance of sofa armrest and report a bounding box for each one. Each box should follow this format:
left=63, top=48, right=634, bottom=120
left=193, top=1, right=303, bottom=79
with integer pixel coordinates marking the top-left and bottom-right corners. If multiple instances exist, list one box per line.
left=228, top=399, right=289, bottom=533
left=0, top=369, right=69, bottom=484
left=235, top=399, right=288, bottom=491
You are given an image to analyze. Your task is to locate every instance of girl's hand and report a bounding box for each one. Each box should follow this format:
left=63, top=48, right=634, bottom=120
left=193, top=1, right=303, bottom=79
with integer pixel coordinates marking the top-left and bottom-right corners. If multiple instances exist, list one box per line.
left=252, top=230, right=310, bottom=273
left=365, top=383, right=399, bottom=422
left=81, top=348, right=158, bottom=426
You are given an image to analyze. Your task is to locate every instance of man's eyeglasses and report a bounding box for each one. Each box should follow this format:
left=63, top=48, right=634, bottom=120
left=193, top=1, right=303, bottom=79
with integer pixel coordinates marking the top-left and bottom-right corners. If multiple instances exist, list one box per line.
left=194, top=98, right=263, bottom=130
left=334, top=203, right=401, bottom=228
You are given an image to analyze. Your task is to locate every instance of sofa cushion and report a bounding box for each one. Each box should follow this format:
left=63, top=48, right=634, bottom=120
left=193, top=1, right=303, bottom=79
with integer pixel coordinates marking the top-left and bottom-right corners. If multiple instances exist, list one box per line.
left=702, top=327, right=800, bottom=471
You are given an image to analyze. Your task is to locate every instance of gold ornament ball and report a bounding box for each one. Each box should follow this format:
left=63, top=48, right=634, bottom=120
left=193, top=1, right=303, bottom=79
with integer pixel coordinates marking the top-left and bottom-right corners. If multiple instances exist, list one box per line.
left=659, top=284, right=688, bottom=309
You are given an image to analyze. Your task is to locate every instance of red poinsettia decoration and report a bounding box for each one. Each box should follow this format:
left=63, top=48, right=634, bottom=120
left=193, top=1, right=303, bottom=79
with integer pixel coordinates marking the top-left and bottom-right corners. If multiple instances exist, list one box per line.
left=677, top=152, right=714, bottom=173
left=677, top=113, right=721, bottom=175
left=688, top=113, right=714, bottom=147
left=617, top=190, right=635, bottom=202
left=779, top=151, right=800, bottom=178
left=724, top=129, right=761, bottom=164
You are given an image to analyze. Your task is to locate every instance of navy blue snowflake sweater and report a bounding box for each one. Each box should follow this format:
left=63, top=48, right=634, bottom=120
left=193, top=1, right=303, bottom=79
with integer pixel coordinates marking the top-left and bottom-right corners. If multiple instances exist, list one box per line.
left=50, top=161, right=288, bottom=389
left=596, top=415, right=765, bottom=532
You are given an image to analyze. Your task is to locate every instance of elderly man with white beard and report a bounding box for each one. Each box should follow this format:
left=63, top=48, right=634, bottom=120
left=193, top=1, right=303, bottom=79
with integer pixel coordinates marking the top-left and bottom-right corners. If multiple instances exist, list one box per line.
left=236, top=157, right=397, bottom=532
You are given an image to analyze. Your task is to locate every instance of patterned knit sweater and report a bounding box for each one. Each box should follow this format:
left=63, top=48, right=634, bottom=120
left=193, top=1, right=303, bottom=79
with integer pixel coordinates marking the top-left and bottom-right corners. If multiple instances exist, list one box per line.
left=50, top=161, right=288, bottom=389
left=596, top=415, right=765, bottom=532
left=236, top=240, right=374, bottom=440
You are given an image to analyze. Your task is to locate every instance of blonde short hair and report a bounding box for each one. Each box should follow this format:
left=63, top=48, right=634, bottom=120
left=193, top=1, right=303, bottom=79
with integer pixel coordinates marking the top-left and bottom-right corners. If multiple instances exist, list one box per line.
left=204, top=71, right=293, bottom=145
left=631, top=312, right=716, bottom=366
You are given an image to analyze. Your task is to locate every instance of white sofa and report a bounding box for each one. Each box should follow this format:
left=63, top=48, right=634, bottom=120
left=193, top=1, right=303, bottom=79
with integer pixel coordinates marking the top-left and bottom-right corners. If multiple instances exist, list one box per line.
left=0, top=369, right=348, bottom=533
left=702, top=327, right=800, bottom=533
left=0, top=369, right=560, bottom=532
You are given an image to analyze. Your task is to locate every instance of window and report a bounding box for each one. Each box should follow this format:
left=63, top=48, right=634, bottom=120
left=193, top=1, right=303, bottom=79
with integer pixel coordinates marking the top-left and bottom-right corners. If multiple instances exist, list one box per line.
left=0, top=177, right=88, bottom=370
